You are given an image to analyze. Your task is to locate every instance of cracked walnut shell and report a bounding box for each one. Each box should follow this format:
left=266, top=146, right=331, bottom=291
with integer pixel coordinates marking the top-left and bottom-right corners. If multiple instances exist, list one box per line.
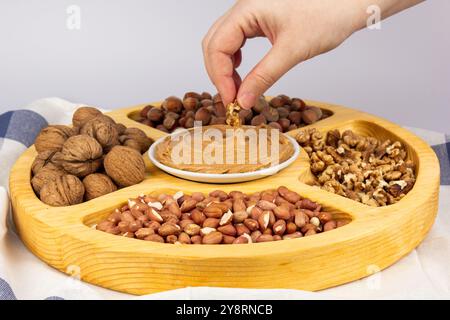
left=34, top=125, right=78, bottom=153
left=53, top=135, right=103, bottom=177
left=40, top=174, right=85, bottom=206
left=82, top=173, right=117, bottom=200
left=104, top=146, right=145, bottom=187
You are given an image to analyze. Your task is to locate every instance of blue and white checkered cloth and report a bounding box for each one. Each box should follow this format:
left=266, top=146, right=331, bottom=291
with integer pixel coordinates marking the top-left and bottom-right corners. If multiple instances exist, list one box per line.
left=1, top=98, right=449, bottom=299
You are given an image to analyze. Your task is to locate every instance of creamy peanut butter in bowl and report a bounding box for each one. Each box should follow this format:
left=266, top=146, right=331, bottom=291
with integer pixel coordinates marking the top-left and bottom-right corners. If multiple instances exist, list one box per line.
left=148, top=124, right=300, bottom=183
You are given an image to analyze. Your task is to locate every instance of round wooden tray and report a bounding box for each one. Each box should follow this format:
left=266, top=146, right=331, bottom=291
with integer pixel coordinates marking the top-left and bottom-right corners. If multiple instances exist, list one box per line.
left=9, top=99, right=440, bottom=295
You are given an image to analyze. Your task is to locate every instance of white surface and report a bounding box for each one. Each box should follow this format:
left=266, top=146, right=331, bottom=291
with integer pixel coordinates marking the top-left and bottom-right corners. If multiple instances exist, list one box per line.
left=0, top=0, right=449, bottom=132
left=148, top=131, right=300, bottom=183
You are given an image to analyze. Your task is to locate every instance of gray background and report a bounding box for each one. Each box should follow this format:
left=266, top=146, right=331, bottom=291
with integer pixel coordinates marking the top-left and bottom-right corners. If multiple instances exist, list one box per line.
left=0, top=0, right=448, bottom=132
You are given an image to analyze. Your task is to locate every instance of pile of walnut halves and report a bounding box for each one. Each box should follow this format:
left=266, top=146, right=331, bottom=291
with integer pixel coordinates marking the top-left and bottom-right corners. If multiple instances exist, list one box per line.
left=296, top=128, right=416, bottom=206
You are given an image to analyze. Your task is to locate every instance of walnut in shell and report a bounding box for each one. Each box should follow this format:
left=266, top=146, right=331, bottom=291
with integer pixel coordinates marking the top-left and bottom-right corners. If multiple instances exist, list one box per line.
left=31, top=165, right=66, bottom=195
left=53, top=135, right=103, bottom=177
left=72, top=106, right=103, bottom=128
left=40, top=174, right=85, bottom=206
left=34, top=125, right=78, bottom=153
left=104, top=146, right=145, bottom=187
left=31, top=150, right=60, bottom=175
left=82, top=173, right=117, bottom=200
left=80, top=117, right=119, bottom=152
left=119, top=128, right=152, bottom=153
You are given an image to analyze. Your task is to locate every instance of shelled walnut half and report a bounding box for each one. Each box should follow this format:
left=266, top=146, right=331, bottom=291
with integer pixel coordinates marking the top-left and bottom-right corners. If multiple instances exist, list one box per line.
left=296, top=128, right=416, bottom=206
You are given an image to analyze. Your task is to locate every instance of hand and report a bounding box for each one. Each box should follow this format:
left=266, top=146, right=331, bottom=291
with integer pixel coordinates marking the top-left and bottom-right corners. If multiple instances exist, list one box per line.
left=202, top=0, right=423, bottom=109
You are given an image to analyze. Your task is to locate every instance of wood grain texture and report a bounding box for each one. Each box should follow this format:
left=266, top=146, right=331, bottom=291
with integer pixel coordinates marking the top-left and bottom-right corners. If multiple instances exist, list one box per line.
left=9, top=99, right=440, bottom=295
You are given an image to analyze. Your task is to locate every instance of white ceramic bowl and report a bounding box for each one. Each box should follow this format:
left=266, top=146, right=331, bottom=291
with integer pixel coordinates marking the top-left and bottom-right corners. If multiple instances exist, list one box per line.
left=148, top=132, right=300, bottom=184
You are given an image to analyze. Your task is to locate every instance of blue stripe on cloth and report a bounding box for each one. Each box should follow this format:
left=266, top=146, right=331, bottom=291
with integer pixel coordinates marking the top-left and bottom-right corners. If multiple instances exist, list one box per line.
left=432, top=142, right=450, bottom=185
left=0, top=278, right=17, bottom=300
left=0, top=110, right=48, bottom=147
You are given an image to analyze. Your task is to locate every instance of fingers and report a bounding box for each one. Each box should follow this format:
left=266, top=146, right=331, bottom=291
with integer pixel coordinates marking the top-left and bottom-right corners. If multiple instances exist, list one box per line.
left=237, top=39, right=303, bottom=109
left=202, top=13, right=246, bottom=106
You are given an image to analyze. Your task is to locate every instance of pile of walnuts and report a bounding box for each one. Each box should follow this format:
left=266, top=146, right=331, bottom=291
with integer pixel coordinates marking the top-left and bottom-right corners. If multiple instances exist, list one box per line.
left=137, top=92, right=329, bottom=133
left=31, top=107, right=151, bottom=207
left=296, top=128, right=416, bottom=206
left=96, top=187, right=350, bottom=244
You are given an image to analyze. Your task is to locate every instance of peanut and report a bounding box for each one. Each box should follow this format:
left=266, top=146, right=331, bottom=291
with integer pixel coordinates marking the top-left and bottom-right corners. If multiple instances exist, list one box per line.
left=202, top=231, right=223, bottom=244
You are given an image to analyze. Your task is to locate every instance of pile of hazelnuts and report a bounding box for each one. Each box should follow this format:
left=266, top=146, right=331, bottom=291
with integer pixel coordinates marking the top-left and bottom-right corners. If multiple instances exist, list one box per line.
left=95, top=187, right=350, bottom=244
left=137, top=92, right=329, bottom=133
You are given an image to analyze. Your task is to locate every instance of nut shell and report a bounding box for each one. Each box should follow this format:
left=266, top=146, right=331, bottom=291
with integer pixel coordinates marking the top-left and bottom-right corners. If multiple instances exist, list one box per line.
left=34, top=125, right=78, bottom=153
left=104, top=146, right=145, bottom=187
left=31, top=150, right=59, bottom=175
left=53, top=135, right=103, bottom=177
left=31, top=165, right=66, bottom=195
left=80, top=117, right=119, bottom=152
left=72, top=106, right=103, bottom=128
left=40, top=174, right=85, bottom=206
left=82, top=173, right=117, bottom=200
left=119, top=128, right=152, bottom=154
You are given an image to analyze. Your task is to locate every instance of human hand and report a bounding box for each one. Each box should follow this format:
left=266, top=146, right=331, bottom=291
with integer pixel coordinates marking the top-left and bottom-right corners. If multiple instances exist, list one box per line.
left=202, top=0, right=423, bottom=109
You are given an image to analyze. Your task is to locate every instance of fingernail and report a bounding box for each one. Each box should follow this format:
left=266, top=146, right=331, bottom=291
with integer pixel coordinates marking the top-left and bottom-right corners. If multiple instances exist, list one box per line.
left=237, top=92, right=256, bottom=109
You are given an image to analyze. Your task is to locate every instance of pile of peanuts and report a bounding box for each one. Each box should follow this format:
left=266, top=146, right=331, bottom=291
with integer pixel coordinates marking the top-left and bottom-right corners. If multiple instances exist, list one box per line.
left=137, top=92, right=329, bottom=133
left=95, top=187, right=349, bottom=244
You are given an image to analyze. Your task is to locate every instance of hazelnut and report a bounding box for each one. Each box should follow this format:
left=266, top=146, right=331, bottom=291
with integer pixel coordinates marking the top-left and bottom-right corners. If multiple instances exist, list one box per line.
left=34, top=125, right=78, bottom=153
left=104, top=146, right=146, bottom=187
left=162, top=96, right=183, bottom=113
left=278, top=118, right=291, bottom=131
left=82, top=173, right=117, bottom=200
left=183, top=92, right=202, bottom=100
left=72, top=106, right=103, bottom=128
left=261, top=106, right=279, bottom=122
left=213, top=102, right=227, bottom=117
left=302, top=108, right=321, bottom=124
left=238, top=109, right=253, bottom=123
left=210, top=116, right=226, bottom=125
left=40, top=174, right=85, bottom=207
left=201, top=99, right=213, bottom=108
left=183, top=97, right=199, bottom=111
left=277, top=107, right=290, bottom=119
left=251, top=114, right=267, bottom=126
left=156, top=124, right=169, bottom=133
left=253, top=96, right=268, bottom=114
left=163, top=115, right=178, bottom=131
left=147, top=108, right=164, bottom=122
left=52, top=135, right=103, bottom=177
left=200, top=92, right=212, bottom=100
left=140, top=105, right=152, bottom=119
left=291, top=98, right=306, bottom=111
left=288, top=111, right=302, bottom=125
left=195, top=107, right=211, bottom=125
left=270, top=96, right=285, bottom=108
left=268, top=122, right=282, bottom=131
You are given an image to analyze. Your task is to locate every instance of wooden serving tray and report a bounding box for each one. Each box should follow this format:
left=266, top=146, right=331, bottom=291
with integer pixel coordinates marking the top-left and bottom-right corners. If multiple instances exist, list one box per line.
left=9, top=99, right=440, bottom=295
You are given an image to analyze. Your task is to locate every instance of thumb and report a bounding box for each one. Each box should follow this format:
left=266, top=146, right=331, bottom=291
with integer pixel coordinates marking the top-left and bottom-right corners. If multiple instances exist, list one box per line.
left=237, top=40, right=302, bottom=109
